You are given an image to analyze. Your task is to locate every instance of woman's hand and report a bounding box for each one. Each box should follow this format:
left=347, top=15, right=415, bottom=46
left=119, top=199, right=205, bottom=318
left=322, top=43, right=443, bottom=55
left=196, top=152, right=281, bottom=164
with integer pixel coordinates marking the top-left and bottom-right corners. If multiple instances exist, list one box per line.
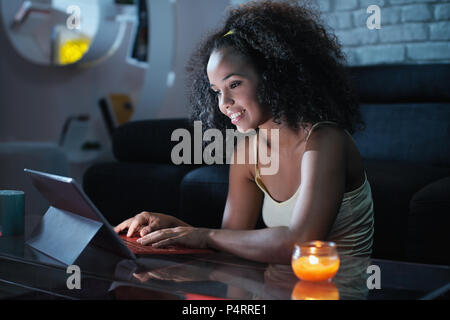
left=137, top=226, right=210, bottom=249
left=114, top=211, right=184, bottom=237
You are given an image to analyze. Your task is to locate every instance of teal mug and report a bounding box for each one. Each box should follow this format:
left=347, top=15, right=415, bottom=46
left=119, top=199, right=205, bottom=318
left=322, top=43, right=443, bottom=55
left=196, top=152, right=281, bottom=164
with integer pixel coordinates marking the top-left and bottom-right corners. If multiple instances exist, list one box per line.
left=0, top=190, right=25, bottom=236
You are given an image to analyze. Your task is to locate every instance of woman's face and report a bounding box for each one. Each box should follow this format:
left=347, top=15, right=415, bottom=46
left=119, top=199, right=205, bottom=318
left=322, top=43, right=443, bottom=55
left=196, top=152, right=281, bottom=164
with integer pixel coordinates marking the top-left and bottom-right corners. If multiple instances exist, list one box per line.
left=207, top=47, right=271, bottom=133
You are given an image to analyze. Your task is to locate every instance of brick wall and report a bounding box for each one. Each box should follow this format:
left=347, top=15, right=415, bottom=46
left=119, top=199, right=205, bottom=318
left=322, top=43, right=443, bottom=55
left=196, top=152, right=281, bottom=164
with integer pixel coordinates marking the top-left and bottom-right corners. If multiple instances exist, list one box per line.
left=231, top=0, right=450, bottom=65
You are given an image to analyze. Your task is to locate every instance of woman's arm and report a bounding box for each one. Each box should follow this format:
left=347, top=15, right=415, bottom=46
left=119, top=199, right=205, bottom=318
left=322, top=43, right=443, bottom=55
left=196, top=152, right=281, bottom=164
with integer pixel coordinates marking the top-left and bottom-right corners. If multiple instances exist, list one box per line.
left=206, top=226, right=294, bottom=263
left=289, top=126, right=347, bottom=241
left=207, top=126, right=347, bottom=263
left=138, top=127, right=347, bottom=264
left=221, top=136, right=263, bottom=230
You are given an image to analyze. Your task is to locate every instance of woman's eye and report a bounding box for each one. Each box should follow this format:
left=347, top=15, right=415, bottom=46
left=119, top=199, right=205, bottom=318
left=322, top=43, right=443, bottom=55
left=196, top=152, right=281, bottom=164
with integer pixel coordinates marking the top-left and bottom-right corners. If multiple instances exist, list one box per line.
left=211, top=81, right=240, bottom=96
left=230, top=81, right=241, bottom=89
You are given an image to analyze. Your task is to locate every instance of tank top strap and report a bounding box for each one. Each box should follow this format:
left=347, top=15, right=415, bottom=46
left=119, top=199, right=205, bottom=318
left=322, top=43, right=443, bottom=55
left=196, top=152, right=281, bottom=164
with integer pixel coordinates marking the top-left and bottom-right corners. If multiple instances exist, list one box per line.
left=256, top=121, right=348, bottom=176
left=254, top=132, right=260, bottom=178
left=305, top=121, right=341, bottom=142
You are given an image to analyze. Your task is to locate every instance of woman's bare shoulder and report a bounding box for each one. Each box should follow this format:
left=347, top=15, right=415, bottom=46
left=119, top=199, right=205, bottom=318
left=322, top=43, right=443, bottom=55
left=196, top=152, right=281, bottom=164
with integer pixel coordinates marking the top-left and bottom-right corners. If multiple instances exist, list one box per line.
left=305, top=124, right=348, bottom=150
left=304, top=123, right=365, bottom=189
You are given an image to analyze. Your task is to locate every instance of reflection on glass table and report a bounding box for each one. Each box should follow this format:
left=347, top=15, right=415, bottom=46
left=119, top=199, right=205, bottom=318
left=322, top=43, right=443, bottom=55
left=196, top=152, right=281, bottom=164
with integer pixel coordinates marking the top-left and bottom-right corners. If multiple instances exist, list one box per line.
left=0, top=235, right=449, bottom=300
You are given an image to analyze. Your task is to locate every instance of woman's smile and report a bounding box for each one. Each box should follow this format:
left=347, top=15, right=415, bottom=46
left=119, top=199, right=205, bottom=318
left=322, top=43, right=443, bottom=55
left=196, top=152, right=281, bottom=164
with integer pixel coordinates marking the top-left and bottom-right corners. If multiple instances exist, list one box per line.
left=229, top=109, right=246, bottom=124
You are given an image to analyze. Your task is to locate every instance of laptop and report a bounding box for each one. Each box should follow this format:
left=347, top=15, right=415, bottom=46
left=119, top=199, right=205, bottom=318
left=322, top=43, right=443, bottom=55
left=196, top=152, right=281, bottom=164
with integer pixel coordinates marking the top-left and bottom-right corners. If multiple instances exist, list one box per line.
left=24, top=168, right=136, bottom=265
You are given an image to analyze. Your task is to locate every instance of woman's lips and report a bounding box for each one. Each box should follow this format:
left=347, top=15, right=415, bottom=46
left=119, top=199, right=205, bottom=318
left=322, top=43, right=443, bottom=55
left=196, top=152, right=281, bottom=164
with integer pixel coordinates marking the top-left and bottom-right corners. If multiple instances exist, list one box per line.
left=230, top=110, right=245, bottom=124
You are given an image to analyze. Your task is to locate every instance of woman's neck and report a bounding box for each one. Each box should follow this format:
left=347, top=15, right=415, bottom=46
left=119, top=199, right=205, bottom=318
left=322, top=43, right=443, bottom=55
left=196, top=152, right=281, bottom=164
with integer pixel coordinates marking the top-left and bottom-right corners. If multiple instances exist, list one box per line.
left=257, top=118, right=309, bottom=153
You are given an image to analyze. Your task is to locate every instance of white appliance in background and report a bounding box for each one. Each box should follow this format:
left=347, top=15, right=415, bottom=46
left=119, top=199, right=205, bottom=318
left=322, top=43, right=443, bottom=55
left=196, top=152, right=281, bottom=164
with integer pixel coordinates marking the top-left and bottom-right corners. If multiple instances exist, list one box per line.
left=0, top=0, right=135, bottom=66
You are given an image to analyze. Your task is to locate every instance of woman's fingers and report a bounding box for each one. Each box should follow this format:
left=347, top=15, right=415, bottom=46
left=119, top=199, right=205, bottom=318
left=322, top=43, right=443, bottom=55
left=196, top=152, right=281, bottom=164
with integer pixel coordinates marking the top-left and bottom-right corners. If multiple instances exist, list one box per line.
left=132, top=272, right=150, bottom=282
left=127, top=213, right=148, bottom=237
left=114, top=212, right=165, bottom=237
left=114, top=217, right=133, bottom=234
left=139, top=217, right=161, bottom=236
left=137, top=230, right=164, bottom=245
left=115, top=212, right=179, bottom=238
left=139, top=225, right=152, bottom=237
left=138, top=229, right=177, bottom=246
left=151, top=237, right=177, bottom=248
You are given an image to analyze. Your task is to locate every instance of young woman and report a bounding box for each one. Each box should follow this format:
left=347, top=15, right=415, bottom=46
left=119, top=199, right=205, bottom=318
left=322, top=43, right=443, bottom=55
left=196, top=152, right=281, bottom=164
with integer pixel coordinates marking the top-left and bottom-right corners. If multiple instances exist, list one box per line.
left=114, top=0, right=374, bottom=264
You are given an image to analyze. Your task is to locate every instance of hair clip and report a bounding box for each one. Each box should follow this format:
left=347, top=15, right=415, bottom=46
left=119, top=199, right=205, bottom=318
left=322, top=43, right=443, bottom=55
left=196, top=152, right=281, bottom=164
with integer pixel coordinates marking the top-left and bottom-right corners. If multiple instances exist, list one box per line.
left=223, top=30, right=234, bottom=37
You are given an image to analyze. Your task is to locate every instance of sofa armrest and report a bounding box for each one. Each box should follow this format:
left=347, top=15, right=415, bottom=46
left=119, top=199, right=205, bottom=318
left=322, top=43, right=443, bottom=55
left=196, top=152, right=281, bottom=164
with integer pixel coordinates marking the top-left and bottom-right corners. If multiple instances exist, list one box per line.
left=407, top=176, right=450, bottom=265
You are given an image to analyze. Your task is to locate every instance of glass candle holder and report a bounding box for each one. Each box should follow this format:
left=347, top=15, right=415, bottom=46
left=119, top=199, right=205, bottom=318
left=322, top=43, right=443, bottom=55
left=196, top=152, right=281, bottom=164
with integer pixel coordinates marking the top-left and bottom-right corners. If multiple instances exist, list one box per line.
left=291, top=281, right=339, bottom=300
left=291, top=241, right=340, bottom=282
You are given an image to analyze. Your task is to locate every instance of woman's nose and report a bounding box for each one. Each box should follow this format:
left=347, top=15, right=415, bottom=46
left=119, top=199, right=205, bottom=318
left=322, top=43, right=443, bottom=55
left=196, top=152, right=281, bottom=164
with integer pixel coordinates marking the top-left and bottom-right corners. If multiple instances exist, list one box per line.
left=220, top=93, right=234, bottom=111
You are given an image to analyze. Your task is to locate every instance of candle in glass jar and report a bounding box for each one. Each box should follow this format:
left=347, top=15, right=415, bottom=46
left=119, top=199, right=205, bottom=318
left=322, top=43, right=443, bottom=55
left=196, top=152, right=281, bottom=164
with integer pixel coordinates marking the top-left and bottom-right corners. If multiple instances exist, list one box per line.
left=291, top=241, right=340, bottom=282
left=291, top=280, right=339, bottom=300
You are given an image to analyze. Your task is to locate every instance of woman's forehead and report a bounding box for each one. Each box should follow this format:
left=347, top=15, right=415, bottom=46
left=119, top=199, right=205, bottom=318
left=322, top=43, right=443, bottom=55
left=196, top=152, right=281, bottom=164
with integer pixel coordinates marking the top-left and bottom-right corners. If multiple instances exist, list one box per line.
left=207, top=48, right=253, bottom=81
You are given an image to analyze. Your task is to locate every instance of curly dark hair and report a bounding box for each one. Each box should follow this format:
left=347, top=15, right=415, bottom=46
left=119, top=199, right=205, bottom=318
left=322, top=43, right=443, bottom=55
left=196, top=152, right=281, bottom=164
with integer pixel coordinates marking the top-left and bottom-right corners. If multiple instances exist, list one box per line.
left=185, top=0, right=363, bottom=137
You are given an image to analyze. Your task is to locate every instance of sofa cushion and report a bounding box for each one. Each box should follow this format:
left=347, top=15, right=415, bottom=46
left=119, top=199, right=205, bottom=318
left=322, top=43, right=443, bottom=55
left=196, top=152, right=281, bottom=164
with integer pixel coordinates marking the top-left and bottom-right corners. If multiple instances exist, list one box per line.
left=406, top=176, right=450, bottom=265
left=179, top=165, right=230, bottom=228
left=353, top=103, right=450, bottom=167
left=83, top=162, right=195, bottom=225
left=364, top=159, right=450, bottom=261
left=347, top=64, right=450, bottom=103
left=179, top=165, right=266, bottom=229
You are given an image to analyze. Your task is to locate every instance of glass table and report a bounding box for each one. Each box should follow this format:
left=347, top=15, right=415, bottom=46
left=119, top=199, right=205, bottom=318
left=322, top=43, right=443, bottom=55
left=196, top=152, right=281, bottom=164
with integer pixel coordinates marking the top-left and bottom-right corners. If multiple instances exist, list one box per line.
left=0, top=235, right=449, bottom=300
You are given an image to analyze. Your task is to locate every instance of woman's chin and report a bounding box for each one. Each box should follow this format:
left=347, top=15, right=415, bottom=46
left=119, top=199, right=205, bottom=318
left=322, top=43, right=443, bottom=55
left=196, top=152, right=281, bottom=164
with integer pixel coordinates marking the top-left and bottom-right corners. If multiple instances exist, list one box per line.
left=236, top=124, right=255, bottom=134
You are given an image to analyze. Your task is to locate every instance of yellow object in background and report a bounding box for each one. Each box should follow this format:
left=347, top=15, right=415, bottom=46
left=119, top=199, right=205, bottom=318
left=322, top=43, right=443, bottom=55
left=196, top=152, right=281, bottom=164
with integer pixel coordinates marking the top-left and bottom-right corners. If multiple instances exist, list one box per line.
left=107, top=94, right=135, bottom=125
left=59, top=38, right=90, bottom=65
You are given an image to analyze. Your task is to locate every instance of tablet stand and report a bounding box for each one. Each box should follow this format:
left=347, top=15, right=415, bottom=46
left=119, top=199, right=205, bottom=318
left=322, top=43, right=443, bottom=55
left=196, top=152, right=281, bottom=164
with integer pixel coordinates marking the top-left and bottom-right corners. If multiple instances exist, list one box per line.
left=26, top=206, right=103, bottom=265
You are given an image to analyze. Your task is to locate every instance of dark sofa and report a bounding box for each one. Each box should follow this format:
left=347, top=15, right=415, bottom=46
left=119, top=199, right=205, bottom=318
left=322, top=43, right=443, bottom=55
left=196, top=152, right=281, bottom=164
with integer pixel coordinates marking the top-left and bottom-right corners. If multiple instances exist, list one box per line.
left=83, top=64, right=450, bottom=266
